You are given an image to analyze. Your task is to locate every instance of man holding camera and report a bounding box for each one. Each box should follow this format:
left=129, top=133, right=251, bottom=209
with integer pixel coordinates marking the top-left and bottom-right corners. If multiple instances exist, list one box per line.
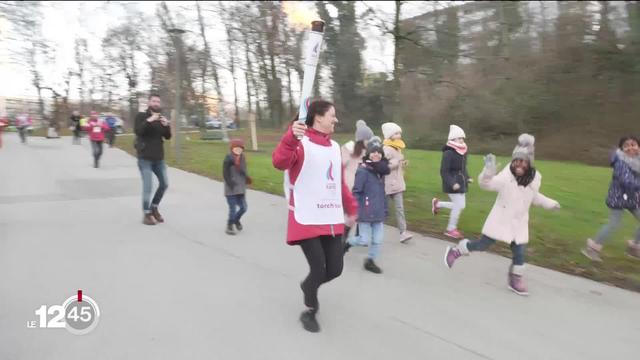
left=134, top=94, right=172, bottom=225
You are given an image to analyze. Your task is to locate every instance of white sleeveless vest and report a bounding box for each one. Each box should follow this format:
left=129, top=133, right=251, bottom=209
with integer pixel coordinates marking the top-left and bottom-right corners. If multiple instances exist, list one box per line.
left=284, top=136, right=343, bottom=225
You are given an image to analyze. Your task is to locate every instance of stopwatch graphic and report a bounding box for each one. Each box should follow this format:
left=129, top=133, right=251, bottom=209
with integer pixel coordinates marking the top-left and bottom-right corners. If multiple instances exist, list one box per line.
left=29, top=290, right=101, bottom=335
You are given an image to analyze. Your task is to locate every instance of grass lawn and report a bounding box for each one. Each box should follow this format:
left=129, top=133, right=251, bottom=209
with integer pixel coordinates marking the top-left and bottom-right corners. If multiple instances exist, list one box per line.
left=114, top=128, right=640, bottom=292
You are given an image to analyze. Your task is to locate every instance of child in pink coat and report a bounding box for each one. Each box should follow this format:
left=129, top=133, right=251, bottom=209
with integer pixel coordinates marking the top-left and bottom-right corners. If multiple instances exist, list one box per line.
left=443, top=134, right=561, bottom=296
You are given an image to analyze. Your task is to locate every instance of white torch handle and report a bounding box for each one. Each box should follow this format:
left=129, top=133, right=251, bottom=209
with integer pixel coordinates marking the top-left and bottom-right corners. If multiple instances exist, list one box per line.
left=297, top=22, right=325, bottom=125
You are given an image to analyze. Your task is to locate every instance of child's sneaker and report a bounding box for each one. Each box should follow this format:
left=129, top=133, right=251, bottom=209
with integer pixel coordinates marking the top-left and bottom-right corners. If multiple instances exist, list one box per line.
left=431, top=198, right=439, bottom=215
left=364, top=258, right=383, bottom=274
left=399, top=232, right=413, bottom=244
left=581, top=238, right=603, bottom=262
left=235, top=221, right=243, bottom=232
left=444, top=229, right=463, bottom=239
left=626, top=240, right=640, bottom=259
left=225, top=224, right=236, bottom=235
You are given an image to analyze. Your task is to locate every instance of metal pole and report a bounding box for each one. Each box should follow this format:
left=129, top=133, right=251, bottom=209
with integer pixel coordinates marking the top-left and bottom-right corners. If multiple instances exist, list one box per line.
left=219, top=101, right=229, bottom=143
left=175, top=34, right=182, bottom=163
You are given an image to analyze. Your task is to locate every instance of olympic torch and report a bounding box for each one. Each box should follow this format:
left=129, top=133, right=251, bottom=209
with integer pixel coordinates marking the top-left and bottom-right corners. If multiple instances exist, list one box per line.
left=297, top=20, right=325, bottom=130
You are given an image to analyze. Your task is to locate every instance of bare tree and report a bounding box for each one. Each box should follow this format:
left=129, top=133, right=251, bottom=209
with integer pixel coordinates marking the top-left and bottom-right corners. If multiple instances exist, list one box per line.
left=219, top=3, right=242, bottom=123
left=74, top=38, right=89, bottom=112
left=2, top=1, right=56, bottom=126
left=103, top=22, right=143, bottom=123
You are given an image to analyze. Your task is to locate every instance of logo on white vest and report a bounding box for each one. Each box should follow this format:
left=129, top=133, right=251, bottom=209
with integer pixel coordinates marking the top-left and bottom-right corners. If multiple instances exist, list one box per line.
left=326, top=161, right=337, bottom=194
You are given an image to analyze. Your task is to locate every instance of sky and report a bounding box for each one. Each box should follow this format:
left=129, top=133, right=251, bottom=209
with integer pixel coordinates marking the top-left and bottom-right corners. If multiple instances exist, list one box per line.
left=0, top=1, right=457, bottom=106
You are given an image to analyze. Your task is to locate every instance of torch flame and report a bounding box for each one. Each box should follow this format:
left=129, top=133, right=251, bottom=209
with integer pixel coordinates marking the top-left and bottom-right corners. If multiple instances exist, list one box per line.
left=282, top=1, right=319, bottom=31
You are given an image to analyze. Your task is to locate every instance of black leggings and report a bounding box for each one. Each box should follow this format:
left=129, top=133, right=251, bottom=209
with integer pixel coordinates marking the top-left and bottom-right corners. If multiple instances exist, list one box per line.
left=91, top=141, right=103, bottom=160
left=299, top=236, right=344, bottom=312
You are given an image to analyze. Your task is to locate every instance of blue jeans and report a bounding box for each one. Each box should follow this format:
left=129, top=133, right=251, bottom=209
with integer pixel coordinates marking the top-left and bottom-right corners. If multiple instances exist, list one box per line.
left=226, top=194, right=247, bottom=225
left=594, top=209, right=640, bottom=245
left=467, top=234, right=527, bottom=265
left=349, top=222, right=384, bottom=260
left=137, top=159, right=168, bottom=214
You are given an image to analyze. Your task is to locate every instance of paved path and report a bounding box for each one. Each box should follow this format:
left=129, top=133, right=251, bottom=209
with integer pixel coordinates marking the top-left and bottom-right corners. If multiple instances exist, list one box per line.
left=0, top=133, right=638, bottom=360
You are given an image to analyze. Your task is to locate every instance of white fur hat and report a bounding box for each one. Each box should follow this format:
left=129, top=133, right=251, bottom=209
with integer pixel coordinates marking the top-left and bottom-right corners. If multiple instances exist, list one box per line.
left=512, top=134, right=535, bottom=164
left=381, top=122, right=402, bottom=140
left=448, top=125, right=466, bottom=140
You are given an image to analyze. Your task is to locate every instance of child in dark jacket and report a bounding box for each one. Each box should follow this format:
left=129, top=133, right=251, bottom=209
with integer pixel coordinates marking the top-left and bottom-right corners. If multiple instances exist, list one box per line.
left=583, top=136, right=640, bottom=261
left=345, top=137, right=391, bottom=274
left=223, top=139, right=252, bottom=235
left=432, top=125, right=471, bottom=240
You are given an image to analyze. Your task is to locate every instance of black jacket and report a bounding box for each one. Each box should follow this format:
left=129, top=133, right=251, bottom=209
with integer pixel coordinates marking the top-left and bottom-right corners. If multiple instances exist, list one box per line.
left=134, top=109, right=172, bottom=161
left=223, top=153, right=249, bottom=196
left=69, top=115, right=81, bottom=130
left=440, top=146, right=470, bottom=194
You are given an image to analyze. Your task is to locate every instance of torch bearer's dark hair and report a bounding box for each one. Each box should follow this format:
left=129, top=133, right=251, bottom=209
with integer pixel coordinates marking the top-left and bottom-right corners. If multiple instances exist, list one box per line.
left=306, top=100, right=335, bottom=127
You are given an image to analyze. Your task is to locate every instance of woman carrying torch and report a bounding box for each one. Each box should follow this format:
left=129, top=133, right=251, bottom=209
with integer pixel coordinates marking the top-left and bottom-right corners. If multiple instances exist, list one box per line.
left=272, top=21, right=358, bottom=333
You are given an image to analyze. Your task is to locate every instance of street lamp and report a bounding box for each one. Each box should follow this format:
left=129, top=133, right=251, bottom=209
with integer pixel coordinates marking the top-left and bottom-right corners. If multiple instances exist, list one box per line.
left=168, top=28, right=186, bottom=163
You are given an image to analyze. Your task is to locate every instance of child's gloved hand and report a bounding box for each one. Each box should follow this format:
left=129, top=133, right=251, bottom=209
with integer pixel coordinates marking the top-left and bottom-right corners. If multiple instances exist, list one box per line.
left=246, top=176, right=253, bottom=185
left=484, top=154, right=497, bottom=173
left=550, top=201, right=561, bottom=211
left=452, top=183, right=460, bottom=191
left=484, top=153, right=496, bottom=166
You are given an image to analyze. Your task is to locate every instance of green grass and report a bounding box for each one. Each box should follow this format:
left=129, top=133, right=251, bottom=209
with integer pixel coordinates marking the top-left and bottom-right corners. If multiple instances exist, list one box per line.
left=116, top=129, right=640, bottom=292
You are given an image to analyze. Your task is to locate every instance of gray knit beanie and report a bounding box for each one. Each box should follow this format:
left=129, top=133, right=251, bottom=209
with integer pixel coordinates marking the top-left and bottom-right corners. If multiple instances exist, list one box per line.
left=366, top=136, right=384, bottom=157
left=355, top=119, right=374, bottom=142
left=512, top=134, right=535, bottom=165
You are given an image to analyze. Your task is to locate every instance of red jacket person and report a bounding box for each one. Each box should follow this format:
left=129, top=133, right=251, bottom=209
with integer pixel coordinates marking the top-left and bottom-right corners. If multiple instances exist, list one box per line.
left=272, top=100, right=357, bottom=333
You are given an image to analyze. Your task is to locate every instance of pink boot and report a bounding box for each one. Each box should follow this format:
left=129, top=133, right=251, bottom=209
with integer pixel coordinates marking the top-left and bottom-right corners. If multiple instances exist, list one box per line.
left=508, top=265, right=529, bottom=296
left=444, top=239, right=469, bottom=268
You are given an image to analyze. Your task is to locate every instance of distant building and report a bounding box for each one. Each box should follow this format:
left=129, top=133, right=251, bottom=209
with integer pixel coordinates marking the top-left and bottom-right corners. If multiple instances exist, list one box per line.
left=0, top=96, right=44, bottom=125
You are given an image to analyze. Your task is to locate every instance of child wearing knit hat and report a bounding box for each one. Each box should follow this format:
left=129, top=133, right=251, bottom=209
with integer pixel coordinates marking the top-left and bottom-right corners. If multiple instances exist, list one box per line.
left=381, top=122, right=413, bottom=243
left=582, top=135, right=640, bottom=261
left=345, top=136, right=391, bottom=274
left=342, top=120, right=374, bottom=190
left=443, top=134, right=561, bottom=296
left=432, top=125, right=471, bottom=240
left=223, top=138, right=252, bottom=235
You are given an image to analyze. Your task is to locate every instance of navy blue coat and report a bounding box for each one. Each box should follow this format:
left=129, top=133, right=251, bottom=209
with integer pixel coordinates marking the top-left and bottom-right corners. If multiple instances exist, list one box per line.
left=353, top=159, right=391, bottom=223
left=606, top=150, right=640, bottom=210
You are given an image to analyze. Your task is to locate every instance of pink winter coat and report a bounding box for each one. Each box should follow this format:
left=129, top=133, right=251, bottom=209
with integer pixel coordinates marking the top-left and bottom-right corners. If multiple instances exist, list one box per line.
left=341, top=141, right=365, bottom=191
left=272, top=127, right=358, bottom=245
left=479, top=166, right=558, bottom=245
left=84, top=119, right=110, bottom=142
